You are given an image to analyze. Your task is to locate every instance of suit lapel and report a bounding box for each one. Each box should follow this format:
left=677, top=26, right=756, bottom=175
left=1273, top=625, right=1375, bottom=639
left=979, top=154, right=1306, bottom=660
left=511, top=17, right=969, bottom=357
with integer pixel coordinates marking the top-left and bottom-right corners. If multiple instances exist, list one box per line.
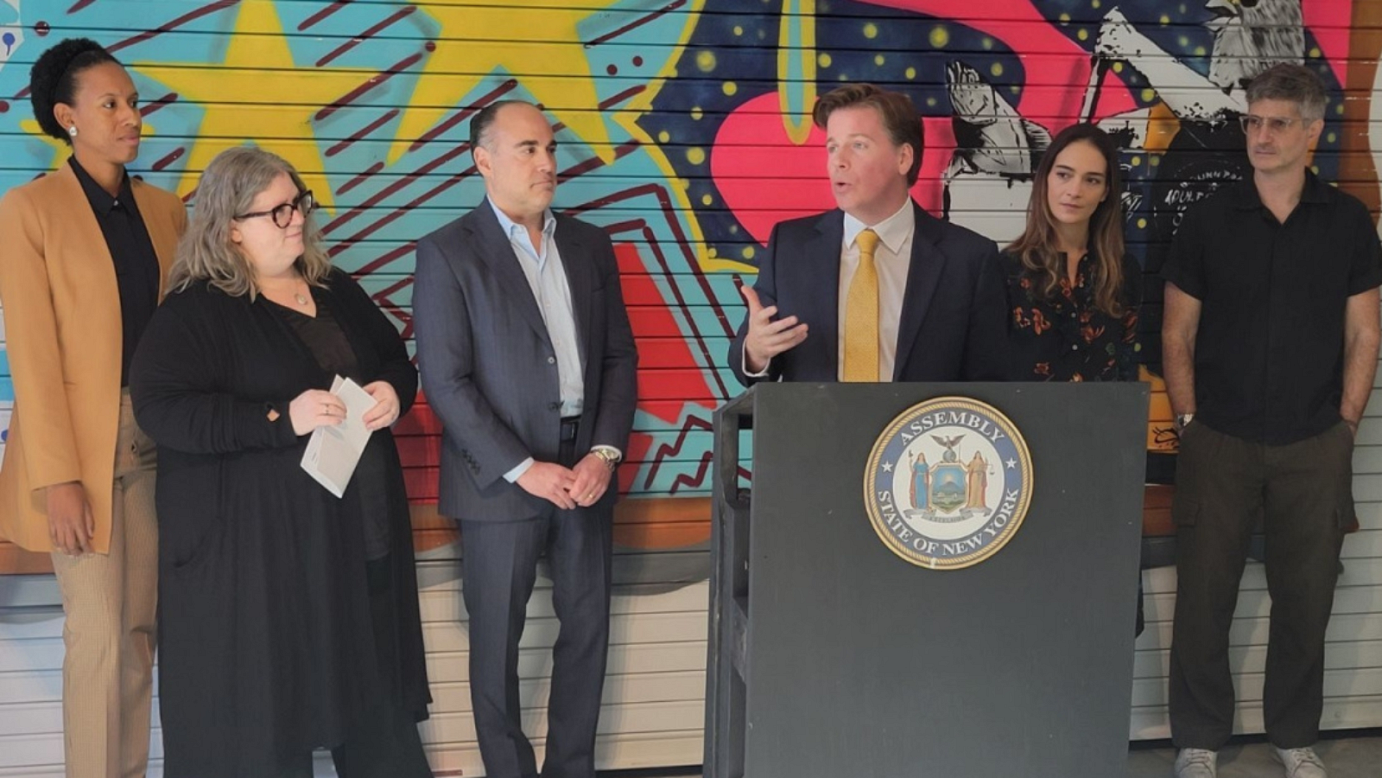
left=467, top=200, right=552, bottom=346
left=554, top=217, right=591, bottom=371
left=892, top=202, right=948, bottom=380
left=52, top=164, right=121, bottom=299
left=811, top=210, right=845, bottom=373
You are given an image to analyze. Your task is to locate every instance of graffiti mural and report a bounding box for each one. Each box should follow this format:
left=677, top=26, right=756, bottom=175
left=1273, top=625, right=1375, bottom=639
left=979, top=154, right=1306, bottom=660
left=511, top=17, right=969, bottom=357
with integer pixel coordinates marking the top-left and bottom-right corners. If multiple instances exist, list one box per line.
left=0, top=0, right=1377, bottom=554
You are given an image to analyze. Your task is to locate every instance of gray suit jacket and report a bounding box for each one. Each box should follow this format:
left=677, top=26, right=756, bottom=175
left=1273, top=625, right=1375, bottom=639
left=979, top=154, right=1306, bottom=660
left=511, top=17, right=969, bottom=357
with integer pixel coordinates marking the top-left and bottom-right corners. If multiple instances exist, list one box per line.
left=413, top=199, right=638, bottom=521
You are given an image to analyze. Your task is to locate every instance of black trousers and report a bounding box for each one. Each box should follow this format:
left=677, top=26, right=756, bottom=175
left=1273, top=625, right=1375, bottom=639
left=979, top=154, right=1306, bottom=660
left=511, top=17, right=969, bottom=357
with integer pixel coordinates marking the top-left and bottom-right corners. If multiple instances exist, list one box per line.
left=460, top=438, right=615, bottom=778
left=1168, top=421, right=1353, bottom=750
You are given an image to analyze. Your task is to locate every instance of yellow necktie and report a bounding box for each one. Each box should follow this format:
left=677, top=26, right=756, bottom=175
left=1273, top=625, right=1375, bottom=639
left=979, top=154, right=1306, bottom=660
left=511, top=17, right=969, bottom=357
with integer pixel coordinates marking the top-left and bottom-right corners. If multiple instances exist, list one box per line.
left=843, top=228, right=881, bottom=382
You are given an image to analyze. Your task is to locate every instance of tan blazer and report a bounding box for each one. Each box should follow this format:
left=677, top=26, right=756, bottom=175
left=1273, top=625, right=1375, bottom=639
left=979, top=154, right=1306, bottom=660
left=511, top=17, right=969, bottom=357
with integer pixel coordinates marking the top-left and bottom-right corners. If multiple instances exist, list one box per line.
left=0, top=163, right=185, bottom=553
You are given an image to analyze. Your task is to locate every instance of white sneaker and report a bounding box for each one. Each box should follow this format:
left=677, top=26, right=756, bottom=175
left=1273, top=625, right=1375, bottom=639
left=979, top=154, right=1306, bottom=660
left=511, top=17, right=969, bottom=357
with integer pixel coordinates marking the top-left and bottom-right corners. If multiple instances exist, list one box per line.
left=1173, top=748, right=1218, bottom=778
left=1275, top=746, right=1327, bottom=778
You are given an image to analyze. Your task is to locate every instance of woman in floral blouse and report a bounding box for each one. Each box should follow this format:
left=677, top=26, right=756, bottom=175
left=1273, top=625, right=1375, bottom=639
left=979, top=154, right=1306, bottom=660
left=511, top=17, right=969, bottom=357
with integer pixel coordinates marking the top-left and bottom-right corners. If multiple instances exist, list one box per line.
left=1004, top=123, right=1147, bottom=635
left=1004, top=123, right=1142, bottom=383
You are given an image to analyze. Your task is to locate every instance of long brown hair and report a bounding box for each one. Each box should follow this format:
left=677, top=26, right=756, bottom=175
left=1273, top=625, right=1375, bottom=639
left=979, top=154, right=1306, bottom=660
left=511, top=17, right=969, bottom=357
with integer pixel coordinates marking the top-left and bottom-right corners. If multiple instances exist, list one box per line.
left=1007, top=123, right=1126, bottom=316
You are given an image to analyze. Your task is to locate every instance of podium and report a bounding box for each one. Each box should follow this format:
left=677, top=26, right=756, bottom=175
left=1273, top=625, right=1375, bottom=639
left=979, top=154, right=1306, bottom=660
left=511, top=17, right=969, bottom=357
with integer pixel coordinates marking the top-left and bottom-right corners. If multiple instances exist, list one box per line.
left=705, top=383, right=1149, bottom=778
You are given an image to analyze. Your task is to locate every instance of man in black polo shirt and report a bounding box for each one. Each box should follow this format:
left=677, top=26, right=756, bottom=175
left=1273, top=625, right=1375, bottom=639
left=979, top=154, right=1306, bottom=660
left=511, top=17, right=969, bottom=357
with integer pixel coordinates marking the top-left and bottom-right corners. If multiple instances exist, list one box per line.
left=1161, top=64, right=1382, bottom=778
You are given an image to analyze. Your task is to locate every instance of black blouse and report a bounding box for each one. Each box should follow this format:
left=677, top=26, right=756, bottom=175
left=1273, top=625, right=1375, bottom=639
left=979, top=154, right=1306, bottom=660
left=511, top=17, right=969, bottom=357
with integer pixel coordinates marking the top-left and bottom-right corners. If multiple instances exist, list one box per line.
left=70, top=157, right=162, bottom=386
left=268, top=293, right=390, bottom=560
left=1003, top=251, right=1142, bottom=382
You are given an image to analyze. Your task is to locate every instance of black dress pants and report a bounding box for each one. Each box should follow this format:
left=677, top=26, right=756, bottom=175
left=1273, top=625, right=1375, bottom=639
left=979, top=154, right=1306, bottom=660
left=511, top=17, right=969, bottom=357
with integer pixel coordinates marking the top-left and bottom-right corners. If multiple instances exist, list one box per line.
left=1168, top=421, right=1352, bottom=750
left=460, top=438, right=615, bottom=778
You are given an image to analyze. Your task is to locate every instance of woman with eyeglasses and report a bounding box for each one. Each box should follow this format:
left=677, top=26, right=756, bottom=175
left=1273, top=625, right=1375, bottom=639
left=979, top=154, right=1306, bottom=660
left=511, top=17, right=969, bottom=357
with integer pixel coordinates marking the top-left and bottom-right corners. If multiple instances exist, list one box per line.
left=0, top=38, right=186, bottom=778
left=129, top=147, right=432, bottom=778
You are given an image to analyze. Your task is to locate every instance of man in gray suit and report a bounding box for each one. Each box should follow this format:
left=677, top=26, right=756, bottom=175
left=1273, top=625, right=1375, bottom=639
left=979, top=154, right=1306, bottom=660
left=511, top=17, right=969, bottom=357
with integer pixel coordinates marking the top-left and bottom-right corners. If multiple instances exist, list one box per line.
left=413, top=100, right=638, bottom=778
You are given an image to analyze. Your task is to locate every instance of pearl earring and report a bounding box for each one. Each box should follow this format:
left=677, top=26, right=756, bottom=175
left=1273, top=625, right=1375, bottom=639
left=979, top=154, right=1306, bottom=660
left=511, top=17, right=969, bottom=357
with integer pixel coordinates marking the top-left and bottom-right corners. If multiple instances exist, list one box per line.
left=67, top=126, right=77, bottom=137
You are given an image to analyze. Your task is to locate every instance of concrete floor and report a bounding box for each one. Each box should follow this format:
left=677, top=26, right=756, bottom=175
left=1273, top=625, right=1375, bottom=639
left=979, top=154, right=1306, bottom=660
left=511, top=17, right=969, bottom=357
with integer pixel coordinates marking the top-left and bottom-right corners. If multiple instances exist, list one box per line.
left=602, top=732, right=1382, bottom=777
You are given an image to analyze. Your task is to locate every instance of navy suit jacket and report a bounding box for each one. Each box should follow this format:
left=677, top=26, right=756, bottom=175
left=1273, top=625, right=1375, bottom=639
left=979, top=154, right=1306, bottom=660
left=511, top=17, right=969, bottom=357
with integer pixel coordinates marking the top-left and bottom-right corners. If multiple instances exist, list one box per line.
left=413, top=199, right=638, bottom=521
left=729, top=201, right=1009, bottom=384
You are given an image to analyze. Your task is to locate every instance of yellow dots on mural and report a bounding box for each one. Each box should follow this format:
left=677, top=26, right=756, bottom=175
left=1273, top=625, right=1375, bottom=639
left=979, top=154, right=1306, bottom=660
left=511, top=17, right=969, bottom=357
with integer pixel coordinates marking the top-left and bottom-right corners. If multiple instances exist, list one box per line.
left=1137, top=218, right=1148, bottom=230
left=1177, top=36, right=1189, bottom=48
left=677, top=178, right=691, bottom=190
left=733, top=25, right=744, bottom=37
left=1077, top=28, right=1089, bottom=42
left=1194, top=46, right=1206, bottom=57
left=819, top=52, right=833, bottom=68
left=723, top=81, right=738, bottom=96
left=1337, top=103, right=1345, bottom=115
left=1131, top=156, right=1141, bottom=167
left=687, top=147, right=706, bottom=165
left=691, top=106, right=703, bottom=120
left=990, top=63, right=1003, bottom=77
left=864, top=23, right=879, bottom=39
left=1092, top=0, right=1100, bottom=7
left=1150, top=156, right=1160, bottom=167
left=875, top=54, right=886, bottom=66
left=1327, top=132, right=1337, bottom=144
left=905, top=66, right=917, bottom=80
left=1159, top=14, right=1170, bottom=25
left=696, top=50, right=717, bottom=73
left=742, top=246, right=756, bottom=260
left=658, top=130, right=670, bottom=144
left=1059, top=13, right=1070, bottom=25
left=926, top=96, right=937, bottom=107
left=982, top=37, right=994, bottom=50
left=729, top=224, right=739, bottom=235
left=1010, top=85, right=1021, bottom=95
left=708, top=247, right=718, bottom=258
left=1309, top=47, right=1321, bottom=58
left=702, top=194, right=714, bottom=206
left=930, top=26, right=949, bottom=48
left=1113, top=62, right=1124, bottom=74
left=1141, top=88, right=1157, bottom=102
left=1311, top=165, right=1320, bottom=175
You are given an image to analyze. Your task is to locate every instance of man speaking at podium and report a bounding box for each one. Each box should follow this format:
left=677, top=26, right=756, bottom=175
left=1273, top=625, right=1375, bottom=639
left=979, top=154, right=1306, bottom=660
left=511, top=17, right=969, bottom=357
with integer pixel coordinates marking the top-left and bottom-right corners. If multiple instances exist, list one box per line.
left=729, top=83, right=1009, bottom=385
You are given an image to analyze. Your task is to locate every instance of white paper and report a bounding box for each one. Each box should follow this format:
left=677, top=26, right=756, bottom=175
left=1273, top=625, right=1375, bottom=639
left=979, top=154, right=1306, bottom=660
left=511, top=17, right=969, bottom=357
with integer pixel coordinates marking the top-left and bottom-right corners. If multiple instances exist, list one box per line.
left=300, top=376, right=377, bottom=498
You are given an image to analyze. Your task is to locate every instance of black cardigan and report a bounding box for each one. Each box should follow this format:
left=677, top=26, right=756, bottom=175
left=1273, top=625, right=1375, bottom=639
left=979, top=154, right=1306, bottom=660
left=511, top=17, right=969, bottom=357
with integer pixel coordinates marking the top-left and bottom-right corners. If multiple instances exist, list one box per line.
left=128, top=268, right=428, bottom=775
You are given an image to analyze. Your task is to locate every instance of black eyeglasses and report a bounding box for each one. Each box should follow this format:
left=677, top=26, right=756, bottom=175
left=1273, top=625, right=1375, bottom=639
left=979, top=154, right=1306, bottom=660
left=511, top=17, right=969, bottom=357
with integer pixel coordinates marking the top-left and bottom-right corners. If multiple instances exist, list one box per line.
left=234, top=190, right=316, bottom=229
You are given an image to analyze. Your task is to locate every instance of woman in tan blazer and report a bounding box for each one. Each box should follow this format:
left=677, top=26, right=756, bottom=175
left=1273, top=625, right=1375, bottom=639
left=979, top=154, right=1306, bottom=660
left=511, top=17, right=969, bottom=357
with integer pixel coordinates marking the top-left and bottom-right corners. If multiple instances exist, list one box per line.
left=0, top=38, right=185, bottom=778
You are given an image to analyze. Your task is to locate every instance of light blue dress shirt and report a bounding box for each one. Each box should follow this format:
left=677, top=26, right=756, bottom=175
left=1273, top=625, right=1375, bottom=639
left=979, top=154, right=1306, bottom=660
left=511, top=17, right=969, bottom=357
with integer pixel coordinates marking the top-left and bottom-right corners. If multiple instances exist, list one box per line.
left=490, top=202, right=587, bottom=482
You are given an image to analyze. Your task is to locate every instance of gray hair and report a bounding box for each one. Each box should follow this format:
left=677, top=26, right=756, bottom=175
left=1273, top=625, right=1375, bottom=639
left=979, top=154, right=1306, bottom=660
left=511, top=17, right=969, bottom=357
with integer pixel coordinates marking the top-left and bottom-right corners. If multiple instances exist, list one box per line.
left=168, top=146, right=331, bottom=298
left=1245, top=63, right=1327, bottom=123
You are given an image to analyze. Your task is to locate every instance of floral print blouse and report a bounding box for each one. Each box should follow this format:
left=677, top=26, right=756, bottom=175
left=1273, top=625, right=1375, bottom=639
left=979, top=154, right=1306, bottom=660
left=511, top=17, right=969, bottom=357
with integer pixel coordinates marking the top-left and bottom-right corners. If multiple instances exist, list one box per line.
left=1002, top=251, right=1143, bottom=382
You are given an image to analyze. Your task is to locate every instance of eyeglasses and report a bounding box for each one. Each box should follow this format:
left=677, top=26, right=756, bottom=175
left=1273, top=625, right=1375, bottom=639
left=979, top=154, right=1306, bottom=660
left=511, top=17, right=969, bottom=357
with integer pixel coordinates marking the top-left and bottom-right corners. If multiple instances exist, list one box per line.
left=1238, top=115, right=1300, bottom=135
left=234, top=190, right=316, bottom=229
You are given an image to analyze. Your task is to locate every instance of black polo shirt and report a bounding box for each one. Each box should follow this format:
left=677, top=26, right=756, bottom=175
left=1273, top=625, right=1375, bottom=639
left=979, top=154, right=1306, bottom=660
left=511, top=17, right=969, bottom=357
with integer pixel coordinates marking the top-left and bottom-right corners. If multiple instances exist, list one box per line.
left=70, top=157, right=162, bottom=387
left=1162, top=170, right=1382, bottom=444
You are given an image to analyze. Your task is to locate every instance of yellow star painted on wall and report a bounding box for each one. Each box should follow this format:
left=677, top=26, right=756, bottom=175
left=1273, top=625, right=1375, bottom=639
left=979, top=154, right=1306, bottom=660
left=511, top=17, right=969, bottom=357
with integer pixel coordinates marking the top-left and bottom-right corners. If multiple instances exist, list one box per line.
left=389, top=0, right=616, bottom=165
left=132, top=0, right=368, bottom=210
left=19, top=120, right=70, bottom=171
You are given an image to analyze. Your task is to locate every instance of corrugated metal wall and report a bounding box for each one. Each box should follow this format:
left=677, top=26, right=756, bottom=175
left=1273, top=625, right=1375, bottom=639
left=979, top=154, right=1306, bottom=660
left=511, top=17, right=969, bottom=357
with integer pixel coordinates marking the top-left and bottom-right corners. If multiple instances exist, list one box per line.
left=0, top=0, right=1380, bottom=775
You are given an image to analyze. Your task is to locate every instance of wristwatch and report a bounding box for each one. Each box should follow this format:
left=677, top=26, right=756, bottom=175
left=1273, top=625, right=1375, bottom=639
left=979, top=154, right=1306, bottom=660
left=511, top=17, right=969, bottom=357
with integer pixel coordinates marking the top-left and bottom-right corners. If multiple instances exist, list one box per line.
left=591, top=446, right=622, bottom=470
left=1175, top=413, right=1195, bottom=432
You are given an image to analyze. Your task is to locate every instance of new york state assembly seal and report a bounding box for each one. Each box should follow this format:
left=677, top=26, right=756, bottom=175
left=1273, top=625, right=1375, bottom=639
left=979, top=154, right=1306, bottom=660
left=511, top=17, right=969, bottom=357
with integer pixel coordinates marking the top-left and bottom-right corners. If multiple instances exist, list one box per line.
left=864, top=397, right=1033, bottom=570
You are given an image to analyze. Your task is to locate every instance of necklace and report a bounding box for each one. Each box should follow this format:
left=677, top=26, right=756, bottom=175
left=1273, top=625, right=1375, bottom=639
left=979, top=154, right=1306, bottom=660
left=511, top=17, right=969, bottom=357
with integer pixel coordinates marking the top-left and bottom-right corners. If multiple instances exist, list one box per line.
left=294, top=291, right=309, bottom=306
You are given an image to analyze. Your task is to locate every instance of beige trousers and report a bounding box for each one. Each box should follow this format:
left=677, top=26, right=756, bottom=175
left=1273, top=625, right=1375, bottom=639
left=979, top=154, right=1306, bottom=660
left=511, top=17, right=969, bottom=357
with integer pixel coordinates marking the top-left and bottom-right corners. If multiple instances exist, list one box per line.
left=49, top=392, right=157, bottom=778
